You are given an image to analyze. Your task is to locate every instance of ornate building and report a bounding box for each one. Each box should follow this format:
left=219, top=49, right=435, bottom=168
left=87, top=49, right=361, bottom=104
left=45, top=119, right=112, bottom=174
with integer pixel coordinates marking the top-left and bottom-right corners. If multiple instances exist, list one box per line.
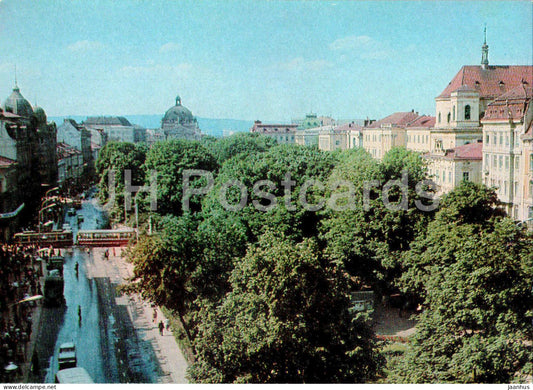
left=161, top=95, right=202, bottom=140
left=0, top=83, right=58, bottom=235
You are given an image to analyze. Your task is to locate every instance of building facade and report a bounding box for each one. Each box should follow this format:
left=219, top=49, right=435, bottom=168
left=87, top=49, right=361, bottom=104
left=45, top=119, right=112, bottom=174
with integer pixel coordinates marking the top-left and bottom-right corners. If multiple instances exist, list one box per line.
left=56, top=142, right=84, bottom=192
left=83, top=116, right=146, bottom=144
left=362, top=111, right=419, bottom=159
left=481, top=85, right=533, bottom=220
left=250, top=120, right=298, bottom=144
left=57, top=119, right=94, bottom=177
left=427, top=142, right=483, bottom=195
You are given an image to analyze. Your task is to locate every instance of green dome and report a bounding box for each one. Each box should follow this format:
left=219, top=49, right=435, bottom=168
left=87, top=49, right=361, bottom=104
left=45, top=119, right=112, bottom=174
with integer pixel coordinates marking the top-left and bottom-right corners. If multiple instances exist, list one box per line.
left=162, top=95, right=195, bottom=124
left=3, top=85, right=34, bottom=118
left=33, top=106, right=47, bottom=124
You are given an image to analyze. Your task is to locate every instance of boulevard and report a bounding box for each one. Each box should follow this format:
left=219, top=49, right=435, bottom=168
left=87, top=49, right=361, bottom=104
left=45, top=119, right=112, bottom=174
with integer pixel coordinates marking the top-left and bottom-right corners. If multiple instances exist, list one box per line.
left=31, top=196, right=187, bottom=383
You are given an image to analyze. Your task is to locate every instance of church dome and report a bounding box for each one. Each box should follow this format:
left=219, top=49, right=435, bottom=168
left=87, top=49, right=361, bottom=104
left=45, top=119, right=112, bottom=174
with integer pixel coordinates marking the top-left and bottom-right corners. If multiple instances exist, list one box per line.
left=162, top=95, right=195, bottom=124
left=3, top=85, right=34, bottom=118
left=33, top=106, right=47, bottom=124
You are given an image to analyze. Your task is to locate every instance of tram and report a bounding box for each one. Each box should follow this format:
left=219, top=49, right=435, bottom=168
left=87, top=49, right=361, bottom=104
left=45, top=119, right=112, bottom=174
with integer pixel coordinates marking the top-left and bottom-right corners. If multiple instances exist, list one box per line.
left=13, top=230, right=73, bottom=248
left=43, top=269, right=64, bottom=306
left=76, top=228, right=136, bottom=247
left=43, top=255, right=65, bottom=307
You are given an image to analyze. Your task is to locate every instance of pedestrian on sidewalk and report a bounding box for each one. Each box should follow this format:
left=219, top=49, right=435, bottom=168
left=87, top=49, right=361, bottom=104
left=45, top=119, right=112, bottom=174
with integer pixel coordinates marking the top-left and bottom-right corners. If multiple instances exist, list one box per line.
left=164, top=318, right=170, bottom=331
left=158, top=320, right=164, bottom=336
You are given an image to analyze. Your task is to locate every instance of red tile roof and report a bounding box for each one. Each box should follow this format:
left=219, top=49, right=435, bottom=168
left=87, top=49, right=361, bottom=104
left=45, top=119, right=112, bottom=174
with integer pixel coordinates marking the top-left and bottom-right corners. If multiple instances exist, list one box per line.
left=366, top=111, right=420, bottom=128
left=482, top=85, right=532, bottom=121
left=57, top=142, right=82, bottom=160
left=406, top=115, right=436, bottom=128
left=334, top=122, right=363, bottom=131
left=429, top=142, right=483, bottom=161
left=0, top=156, right=16, bottom=168
left=438, top=65, right=533, bottom=99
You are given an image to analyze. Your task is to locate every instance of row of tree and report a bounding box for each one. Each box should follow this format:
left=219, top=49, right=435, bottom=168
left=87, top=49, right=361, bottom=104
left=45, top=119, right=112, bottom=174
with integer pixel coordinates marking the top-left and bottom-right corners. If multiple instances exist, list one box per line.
left=96, top=134, right=532, bottom=383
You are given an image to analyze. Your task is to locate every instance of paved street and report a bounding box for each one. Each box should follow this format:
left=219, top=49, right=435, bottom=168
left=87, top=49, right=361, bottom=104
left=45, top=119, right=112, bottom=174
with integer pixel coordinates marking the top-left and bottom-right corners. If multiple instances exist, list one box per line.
left=33, top=197, right=188, bottom=383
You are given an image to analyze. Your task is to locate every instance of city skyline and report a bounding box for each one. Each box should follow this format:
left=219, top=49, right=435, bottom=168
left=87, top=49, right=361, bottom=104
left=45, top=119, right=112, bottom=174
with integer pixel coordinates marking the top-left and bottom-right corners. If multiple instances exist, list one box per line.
left=0, top=0, right=531, bottom=121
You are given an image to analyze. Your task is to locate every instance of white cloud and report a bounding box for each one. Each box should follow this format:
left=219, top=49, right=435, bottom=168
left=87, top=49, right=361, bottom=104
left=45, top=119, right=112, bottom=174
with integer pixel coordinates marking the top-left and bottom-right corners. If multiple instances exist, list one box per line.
left=276, top=57, right=333, bottom=72
left=329, top=35, right=393, bottom=60
left=159, top=42, right=182, bottom=54
left=67, top=40, right=105, bottom=52
left=118, top=63, right=193, bottom=78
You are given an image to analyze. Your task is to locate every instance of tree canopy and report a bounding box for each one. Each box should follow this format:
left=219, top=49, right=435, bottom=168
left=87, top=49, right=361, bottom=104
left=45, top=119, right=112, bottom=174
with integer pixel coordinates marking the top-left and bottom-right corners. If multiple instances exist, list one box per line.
left=189, top=232, right=383, bottom=383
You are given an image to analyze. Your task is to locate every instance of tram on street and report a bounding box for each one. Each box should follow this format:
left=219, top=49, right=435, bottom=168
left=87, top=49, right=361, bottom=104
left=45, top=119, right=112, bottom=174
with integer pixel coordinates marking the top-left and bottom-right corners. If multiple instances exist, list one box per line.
left=76, top=228, right=136, bottom=247
left=14, top=230, right=74, bottom=248
left=43, top=255, right=65, bottom=307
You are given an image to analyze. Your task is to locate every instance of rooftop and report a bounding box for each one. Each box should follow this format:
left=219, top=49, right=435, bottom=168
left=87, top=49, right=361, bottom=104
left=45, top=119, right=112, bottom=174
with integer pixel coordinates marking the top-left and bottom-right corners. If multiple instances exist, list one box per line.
left=84, top=116, right=132, bottom=126
left=482, top=85, right=532, bottom=121
left=366, top=111, right=420, bottom=129
left=438, top=65, right=533, bottom=99
left=429, top=142, right=483, bottom=161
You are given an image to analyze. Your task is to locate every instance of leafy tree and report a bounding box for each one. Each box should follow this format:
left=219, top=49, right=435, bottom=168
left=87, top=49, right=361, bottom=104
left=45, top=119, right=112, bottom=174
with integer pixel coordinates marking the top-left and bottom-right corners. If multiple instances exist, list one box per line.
left=201, top=143, right=338, bottom=244
left=95, top=141, right=147, bottom=220
left=320, top=147, right=433, bottom=293
left=399, top=181, right=505, bottom=298
left=205, top=132, right=277, bottom=164
left=189, top=232, right=383, bottom=383
left=392, top=182, right=533, bottom=383
left=142, top=140, right=218, bottom=216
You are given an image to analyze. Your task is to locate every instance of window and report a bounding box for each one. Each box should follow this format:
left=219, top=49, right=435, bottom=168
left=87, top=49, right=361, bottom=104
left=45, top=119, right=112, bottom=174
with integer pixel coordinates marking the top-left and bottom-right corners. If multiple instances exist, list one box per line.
left=505, top=156, right=509, bottom=170
left=485, top=134, right=489, bottom=144
left=453, top=106, right=456, bottom=121
left=448, top=171, right=452, bottom=183
left=463, top=172, right=470, bottom=181
left=499, top=156, right=503, bottom=169
left=447, top=113, right=451, bottom=123
left=500, top=134, right=503, bottom=146
left=465, top=105, right=471, bottom=120
left=438, top=113, right=441, bottom=123
left=530, top=155, right=533, bottom=172
left=493, top=155, right=497, bottom=168
left=505, top=136, right=509, bottom=146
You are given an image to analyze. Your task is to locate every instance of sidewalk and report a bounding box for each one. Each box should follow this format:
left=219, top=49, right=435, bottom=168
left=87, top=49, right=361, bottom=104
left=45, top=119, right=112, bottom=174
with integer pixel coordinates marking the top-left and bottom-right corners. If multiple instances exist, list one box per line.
left=90, top=247, right=188, bottom=383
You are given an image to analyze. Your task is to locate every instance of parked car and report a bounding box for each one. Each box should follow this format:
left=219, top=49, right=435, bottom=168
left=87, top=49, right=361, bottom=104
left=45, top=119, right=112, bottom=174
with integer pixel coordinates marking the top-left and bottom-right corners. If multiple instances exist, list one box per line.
left=58, top=342, right=77, bottom=370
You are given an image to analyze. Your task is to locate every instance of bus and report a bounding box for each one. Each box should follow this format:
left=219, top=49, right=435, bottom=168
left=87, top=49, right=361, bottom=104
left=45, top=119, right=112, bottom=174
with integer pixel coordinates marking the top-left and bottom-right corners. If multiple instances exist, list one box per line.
left=14, top=230, right=73, bottom=248
left=55, top=367, right=94, bottom=384
left=76, top=228, right=136, bottom=247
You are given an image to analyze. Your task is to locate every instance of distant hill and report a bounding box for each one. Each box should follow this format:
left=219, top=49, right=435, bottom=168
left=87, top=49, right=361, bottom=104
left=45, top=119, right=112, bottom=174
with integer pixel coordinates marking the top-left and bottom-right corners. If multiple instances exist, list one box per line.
left=49, top=115, right=254, bottom=138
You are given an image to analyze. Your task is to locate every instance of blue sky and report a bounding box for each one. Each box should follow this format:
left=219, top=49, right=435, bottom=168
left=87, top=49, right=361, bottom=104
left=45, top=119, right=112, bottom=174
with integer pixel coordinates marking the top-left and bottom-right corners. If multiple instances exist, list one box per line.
left=0, top=0, right=531, bottom=121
